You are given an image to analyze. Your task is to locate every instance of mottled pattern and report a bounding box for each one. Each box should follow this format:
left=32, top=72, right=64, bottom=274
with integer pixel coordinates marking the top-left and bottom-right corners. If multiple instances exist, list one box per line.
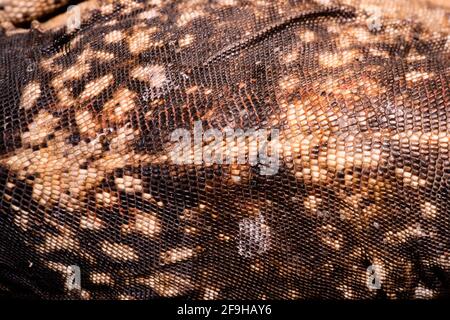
left=0, top=0, right=449, bottom=299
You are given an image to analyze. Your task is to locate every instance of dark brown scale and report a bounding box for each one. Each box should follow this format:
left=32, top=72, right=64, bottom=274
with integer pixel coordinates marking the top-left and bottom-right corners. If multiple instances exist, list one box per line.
left=205, top=6, right=357, bottom=65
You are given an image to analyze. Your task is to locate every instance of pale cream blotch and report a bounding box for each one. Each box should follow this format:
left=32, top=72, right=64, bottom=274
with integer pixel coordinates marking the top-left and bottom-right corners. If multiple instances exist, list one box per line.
left=394, top=167, right=427, bottom=189
left=1, top=112, right=162, bottom=214
left=160, top=246, right=200, bottom=265
left=339, top=193, right=363, bottom=220
left=282, top=48, right=299, bottom=64
left=120, top=0, right=144, bottom=15
left=99, top=3, right=115, bottom=15
left=320, top=74, right=386, bottom=99
left=138, top=9, right=159, bottom=20
left=445, top=35, right=450, bottom=51
left=303, top=195, right=322, bottom=214
left=136, top=272, right=193, bottom=297
left=134, top=209, right=161, bottom=237
left=350, top=26, right=375, bottom=44
left=279, top=74, right=300, bottom=94
left=79, top=74, right=114, bottom=101
left=414, top=283, right=436, bottom=299
left=179, top=33, right=195, bottom=47
left=108, top=123, right=140, bottom=152
left=176, top=10, right=205, bottom=27
left=318, top=224, right=344, bottom=250
left=12, top=205, right=30, bottom=231
left=383, top=224, right=428, bottom=245
left=9, top=130, right=105, bottom=208
left=298, top=30, right=316, bottom=43
left=22, top=110, right=59, bottom=146
left=46, top=261, right=70, bottom=274
left=122, top=208, right=161, bottom=238
left=319, top=49, right=362, bottom=68
left=20, top=81, right=41, bottom=111
left=92, top=50, right=115, bottom=62
left=80, top=212, right=104, bottom=230
left=369, top=47, right=390, bottom=59
left=215, top=0, right=238, bottom=6
left=420, top=202, right=438, bottom=219
left=406, top=48, right=426, bottom=63
left=437, top=252, right=450, bottom=269
left=115, top=175, right=143, bottom=193
left=101, top=241, right=139, bottom=261
left=39, top=232, right=79, bottom=254
left=203, top=288, right=220, bottom=300
left=405, top=71, right=434, bottom=85
left=53, top=47, right=91, bottom=89
left=90, top=272, right=114, bottom=286
left=130, top=64, right=167, bottom=88
left=279, top=96, right=387, bottom=186
left=95, top=191, right=118, bottom=207
left=75, top=109, right=99, bottom=139
left=104, top=30, right=125, bottom=44
left=103, top=88, right=137, bottom=124
left=128, top=27, right=158, bottom=54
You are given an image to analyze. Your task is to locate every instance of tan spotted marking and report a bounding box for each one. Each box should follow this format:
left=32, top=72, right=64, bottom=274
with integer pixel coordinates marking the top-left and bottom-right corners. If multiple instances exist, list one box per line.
left=101, top=241, right=139, bottom=261
left=12, top=206, right=30, bottom=231
left=319, top=49, right=362, bottom=68
left=420, top=202, right=438, bottom=219
left=122, top=208, right=161, bottom=238
left=203, top=287, right=220, bottom=300
left=130, top=64, right=167, bottom=88
left=303, top=195, right=322, bottom=214
left=405, top=71, right=434, bottom=84
left=319, top=224, right=344, bottom=250
left=384, top=225, right=428, bottom=244
left=80, top=212, right=104, bottom=230
left=138, top=9, right=159, bottom=20
left=90, top=272, right=114, bottom=285
left=128, top=27, right=158, bottom=54
left=115, top=175, right=143, bottom=193
left=76, top=109, right=99, bottom=139
left=79, top=74, right=114, bottom=101
left=95, top=191, right=119, bottom=206
left=104, top=30, right=125, bottom=44
left=177, top=10, right=205, bottom=27
left=279, top=75, right=300, bottom=93
left=136, top=272, right=193, bottom=297
left=103, top=88, right=137, bottom=124
left=179, top=33, right=195, bottom=47
left=298, top=30, right=316, bottom=43
left=22, top=111, right=59, bottom=146
left=39, top=232, right=79, bottom=254
left=160, top=247, right=199, bottom=264
left=20, top=81, right=41, bottom=111
left=282, top=49, right=299, bottom=64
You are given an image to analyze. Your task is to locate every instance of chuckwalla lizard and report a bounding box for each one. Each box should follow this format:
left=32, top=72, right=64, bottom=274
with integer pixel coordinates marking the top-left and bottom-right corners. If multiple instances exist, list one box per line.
left=0, top=0, right=449, bottom=299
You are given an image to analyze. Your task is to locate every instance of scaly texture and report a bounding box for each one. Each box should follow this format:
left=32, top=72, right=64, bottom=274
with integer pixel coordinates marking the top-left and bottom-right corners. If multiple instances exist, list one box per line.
left=0, top=0, right=449, bottom=299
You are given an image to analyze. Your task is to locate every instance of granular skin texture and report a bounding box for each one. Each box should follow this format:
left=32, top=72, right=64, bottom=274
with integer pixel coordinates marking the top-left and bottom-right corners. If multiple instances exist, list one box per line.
left=0, top=0, right=449, bottom=299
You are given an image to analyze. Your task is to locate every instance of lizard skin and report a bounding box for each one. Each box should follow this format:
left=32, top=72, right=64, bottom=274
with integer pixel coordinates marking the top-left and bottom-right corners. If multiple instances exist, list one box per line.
left=0, top=0, right=449, bottom=299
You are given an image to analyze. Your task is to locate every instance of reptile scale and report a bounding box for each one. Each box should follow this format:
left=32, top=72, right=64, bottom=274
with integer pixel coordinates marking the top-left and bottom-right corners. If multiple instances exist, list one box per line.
left=0, top=0, right=449, bottom=299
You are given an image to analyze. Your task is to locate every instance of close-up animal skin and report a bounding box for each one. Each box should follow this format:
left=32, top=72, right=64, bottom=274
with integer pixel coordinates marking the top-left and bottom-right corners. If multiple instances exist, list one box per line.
left=0, top=0, right=449, bottom=300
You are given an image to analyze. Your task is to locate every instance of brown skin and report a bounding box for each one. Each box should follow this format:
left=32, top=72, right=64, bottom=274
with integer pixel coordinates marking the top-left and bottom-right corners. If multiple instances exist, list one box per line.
left=0, top=0, right=448, bottom=299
